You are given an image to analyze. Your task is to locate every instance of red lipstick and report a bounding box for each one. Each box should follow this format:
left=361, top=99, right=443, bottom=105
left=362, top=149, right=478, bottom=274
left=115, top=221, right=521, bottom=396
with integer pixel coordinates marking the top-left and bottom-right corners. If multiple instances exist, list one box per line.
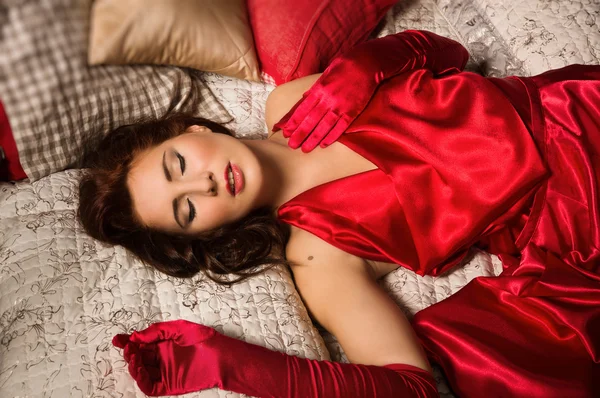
left=224, top=162, right=245, bottom=196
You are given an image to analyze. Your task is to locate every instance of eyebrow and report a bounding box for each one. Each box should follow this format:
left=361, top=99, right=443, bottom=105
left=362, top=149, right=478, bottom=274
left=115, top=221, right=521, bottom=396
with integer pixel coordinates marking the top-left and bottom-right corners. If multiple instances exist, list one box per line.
left=172, top=198, right=184, bottom=229
left=162, top=151, right=172, bottom=182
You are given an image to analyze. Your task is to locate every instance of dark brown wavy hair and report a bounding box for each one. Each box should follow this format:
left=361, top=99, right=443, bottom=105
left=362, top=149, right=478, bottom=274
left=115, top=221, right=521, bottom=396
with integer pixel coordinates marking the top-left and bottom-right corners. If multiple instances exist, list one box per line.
left=78, top=114, right=289, bottom=284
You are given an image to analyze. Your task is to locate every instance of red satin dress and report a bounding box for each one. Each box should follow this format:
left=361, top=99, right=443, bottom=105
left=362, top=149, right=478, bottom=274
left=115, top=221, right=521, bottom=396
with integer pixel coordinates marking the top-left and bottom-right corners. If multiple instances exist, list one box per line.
left=278, top=65, right=600, bottom=397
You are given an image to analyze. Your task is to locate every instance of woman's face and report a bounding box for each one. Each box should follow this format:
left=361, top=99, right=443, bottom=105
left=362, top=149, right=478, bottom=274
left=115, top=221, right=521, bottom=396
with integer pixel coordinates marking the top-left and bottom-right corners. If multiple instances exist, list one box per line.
left=127, top=125, right=263, bottom=235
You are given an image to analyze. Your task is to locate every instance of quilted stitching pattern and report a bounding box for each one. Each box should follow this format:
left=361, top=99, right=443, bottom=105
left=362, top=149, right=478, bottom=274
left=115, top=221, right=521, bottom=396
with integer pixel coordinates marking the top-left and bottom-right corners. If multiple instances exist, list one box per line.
left=0, top=0, right=598, bottom=397
left=0, top=171, right=328, bottom=397
left=472, top=0, right=599, bottom=74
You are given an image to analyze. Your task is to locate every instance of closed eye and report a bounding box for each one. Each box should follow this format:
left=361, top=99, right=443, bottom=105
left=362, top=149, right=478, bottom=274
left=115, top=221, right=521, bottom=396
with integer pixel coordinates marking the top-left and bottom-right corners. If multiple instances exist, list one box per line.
left=187, top=198, right=196, bottom=223
left=177, top=152, right=186, bottom=175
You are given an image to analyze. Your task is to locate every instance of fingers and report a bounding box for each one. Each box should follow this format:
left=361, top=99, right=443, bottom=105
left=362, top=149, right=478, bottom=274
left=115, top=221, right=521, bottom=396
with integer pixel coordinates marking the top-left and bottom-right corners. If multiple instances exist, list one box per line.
left=173, top=324, right=216, bottom=347
left=129, top=324, right=168, bottom=344
left=288, top=106, right=328, bottom=149
left=115, top=340, right=164, bottom=396
left=138, top=343, right=158, bottom=365
left=144, top=363, right=162, bottom=383
left=128, top=320, right=216, bottom=347
left=128, top=352, right=160, bottom=396
left=320, top=116, right=350, bottom=148
left=129, top=320, right=185, bottom=344
left=128, top=353, right=140, bottom=380
left=122, top=341, right=157, bottom=366
left=272, top=97, right=305, bottom=133
left=123, top=341, right=138, bottom=363
left=271, top=113, right=290, bottom=133
left=301, top=112, right=341, bottom=153
left=273, top=87, right=348, bottom=152
left=112, top=334, right=130, bottom=349
left=280, top=94, right=320, bottom=138
left=139, top=343, right=161, bottom=381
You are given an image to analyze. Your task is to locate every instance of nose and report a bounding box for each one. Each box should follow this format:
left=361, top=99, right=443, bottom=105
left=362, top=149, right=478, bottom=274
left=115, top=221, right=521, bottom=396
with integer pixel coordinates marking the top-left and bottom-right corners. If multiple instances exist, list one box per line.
left=180, top=171, right=217, bottom=197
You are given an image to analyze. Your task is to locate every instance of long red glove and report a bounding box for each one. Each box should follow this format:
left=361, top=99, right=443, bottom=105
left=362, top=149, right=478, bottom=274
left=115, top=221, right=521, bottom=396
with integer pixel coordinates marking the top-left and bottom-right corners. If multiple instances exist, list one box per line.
left=113, top=320, right=438, bottom=397
left=273, top=30, right=470, bottom=152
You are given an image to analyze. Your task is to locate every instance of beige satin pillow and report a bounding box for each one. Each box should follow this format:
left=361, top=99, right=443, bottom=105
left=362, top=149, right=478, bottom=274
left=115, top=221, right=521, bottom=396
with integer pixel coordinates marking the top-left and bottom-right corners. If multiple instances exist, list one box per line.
left=89, top=0, right=260, bottom=81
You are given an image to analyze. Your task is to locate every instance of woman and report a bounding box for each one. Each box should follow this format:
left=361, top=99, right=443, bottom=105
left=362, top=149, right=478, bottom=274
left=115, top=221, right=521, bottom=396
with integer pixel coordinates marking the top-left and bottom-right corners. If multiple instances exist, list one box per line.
left=79, top=30, right=600, bottom=397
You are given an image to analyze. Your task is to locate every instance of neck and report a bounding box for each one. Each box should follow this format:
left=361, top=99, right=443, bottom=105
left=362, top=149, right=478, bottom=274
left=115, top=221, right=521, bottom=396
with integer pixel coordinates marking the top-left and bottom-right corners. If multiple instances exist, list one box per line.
left=241, top=137, right=306, bottom=209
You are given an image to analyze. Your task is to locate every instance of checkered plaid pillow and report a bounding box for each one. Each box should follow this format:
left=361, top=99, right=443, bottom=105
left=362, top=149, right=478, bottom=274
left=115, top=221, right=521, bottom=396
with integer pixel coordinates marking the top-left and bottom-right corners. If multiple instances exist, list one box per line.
left=0, top=0, right=231, bottom=181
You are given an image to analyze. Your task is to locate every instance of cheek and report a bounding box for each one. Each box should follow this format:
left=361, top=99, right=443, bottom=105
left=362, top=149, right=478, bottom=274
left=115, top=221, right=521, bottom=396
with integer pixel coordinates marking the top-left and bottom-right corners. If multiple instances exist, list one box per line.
left=196, top=201, right=235, bottom=231
left=195, top=134, right=230, bottom=157
left=180, top=136, right=217, bottom=165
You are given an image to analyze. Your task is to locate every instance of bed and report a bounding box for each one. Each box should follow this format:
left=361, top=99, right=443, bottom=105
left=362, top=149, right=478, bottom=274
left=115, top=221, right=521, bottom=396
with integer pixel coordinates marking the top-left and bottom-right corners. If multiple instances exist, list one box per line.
left=1, top=0, right=598, bottom=397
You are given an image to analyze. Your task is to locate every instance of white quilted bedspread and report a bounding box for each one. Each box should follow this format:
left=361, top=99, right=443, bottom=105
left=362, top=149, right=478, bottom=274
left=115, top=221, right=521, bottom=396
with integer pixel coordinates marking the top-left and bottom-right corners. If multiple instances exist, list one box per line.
left=1, top=1, right=598, bottom=397
left=0, top=171, right=329, bottom=398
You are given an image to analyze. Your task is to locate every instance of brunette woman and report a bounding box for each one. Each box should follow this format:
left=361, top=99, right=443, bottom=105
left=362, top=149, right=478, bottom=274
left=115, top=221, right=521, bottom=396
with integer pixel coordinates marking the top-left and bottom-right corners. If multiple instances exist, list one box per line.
left=79, top=30, right=600, bottom=397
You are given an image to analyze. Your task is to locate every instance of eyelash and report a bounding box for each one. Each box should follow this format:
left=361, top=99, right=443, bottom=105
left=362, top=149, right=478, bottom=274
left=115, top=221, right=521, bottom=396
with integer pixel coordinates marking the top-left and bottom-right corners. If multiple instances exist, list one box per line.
left=177, top=152, right=186, bottom=174
left=187, top=198, right=196, bottom=223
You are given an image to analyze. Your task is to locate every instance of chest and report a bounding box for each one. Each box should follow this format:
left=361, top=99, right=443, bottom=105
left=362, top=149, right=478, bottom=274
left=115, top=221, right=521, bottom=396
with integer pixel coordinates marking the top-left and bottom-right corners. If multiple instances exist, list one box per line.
left=286, top=142, right=399, bottom=278
left=292, top=140, right=377, bottom=199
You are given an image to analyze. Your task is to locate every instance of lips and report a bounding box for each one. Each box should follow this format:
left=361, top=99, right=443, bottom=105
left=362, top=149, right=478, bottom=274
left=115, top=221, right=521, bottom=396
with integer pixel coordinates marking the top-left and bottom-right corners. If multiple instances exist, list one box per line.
left=224, top=162, right=244, bottom=196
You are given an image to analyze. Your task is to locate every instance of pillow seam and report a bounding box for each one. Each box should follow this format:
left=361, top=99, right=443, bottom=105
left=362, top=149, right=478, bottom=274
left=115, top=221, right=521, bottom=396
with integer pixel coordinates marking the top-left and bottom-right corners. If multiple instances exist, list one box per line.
left=284, top=0, right=333, bottom=82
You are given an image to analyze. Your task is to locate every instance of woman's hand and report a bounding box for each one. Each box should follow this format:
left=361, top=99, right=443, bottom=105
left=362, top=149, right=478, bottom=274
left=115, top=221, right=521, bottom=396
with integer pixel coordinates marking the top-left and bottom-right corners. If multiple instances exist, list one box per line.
left=273, top=56, right=376, bottom=152
left=112, top=320, right=221, bottom=396
left=273, top=30, right=469, bottom=153
left=113, top=317, right=437, bottom=397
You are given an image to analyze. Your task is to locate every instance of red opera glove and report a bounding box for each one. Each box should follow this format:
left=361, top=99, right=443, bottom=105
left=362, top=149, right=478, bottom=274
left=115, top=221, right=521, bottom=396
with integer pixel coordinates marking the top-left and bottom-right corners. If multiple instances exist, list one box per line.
left=113, top=319, right=438, bottom=397
left=274, top=30, right=470, bottom=152
left=112, top=320, right=221, bottom=395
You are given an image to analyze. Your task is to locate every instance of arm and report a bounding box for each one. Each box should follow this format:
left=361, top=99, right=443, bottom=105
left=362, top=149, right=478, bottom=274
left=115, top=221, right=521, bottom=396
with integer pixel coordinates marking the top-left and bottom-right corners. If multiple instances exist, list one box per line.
left=327, top=29, right=470, bottom=84
left=274, top=30, right=470, bottom=151
left=112, top=230, right=437, bottom=397
left=287, top=227, right=431, bottom=371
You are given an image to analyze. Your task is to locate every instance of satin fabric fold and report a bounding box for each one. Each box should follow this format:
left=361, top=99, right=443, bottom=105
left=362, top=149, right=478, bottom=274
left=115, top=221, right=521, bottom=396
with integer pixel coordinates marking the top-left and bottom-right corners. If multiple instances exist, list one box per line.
left=413, top=65, right=600, bottom=397
left=279, top=68, right=547, bottom=276
left=278, top=65, right=600, bottom=396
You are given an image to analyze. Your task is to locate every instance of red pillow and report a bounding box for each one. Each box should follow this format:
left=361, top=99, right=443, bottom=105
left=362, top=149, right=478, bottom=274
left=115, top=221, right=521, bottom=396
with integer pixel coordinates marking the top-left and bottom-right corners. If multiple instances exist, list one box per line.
left=247, top=0, right=397, bottom=85
left=0, top=100, right=26, bottom=181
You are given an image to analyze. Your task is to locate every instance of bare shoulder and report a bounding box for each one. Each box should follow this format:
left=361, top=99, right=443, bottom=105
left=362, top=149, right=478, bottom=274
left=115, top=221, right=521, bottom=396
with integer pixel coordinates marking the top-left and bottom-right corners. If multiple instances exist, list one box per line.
left=286, top=225, right=363, bottom=272
left=286, top=226, right=430, bottom=371
left=265, top=74, right=322, bottom=135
